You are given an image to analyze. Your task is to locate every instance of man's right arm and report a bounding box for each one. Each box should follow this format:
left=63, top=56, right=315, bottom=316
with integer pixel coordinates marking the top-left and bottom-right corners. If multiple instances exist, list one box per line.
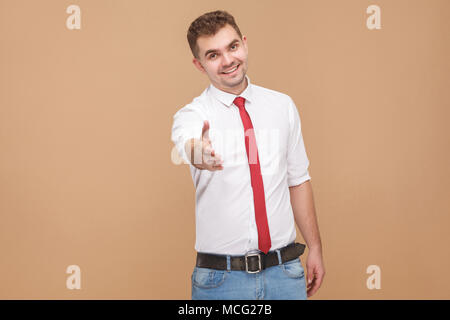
left=171, top=106, right=223, bottom=170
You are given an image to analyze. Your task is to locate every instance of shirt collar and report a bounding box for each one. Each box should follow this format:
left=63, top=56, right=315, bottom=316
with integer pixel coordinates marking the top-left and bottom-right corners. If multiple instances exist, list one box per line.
left=207, top=74, right=253, bottom=108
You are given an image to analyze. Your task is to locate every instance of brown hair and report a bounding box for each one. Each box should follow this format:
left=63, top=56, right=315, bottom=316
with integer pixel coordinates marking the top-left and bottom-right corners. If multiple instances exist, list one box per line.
left=187, top=10, right=243, bottom=60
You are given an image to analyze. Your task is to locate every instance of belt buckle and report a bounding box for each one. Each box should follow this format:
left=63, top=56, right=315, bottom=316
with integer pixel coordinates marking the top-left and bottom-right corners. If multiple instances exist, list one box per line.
left=245, top=251, right=262, bottom=274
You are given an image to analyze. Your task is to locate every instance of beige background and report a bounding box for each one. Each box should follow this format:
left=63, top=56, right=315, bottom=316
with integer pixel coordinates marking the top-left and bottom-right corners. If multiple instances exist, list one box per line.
left=0, top=0, right=449, bottom=299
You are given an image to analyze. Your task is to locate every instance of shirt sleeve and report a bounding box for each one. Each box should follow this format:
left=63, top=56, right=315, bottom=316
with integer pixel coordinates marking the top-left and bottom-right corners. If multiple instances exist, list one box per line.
left=286, top=97, right=311, bottom=187
left=171, top=104, right=206, bottom=165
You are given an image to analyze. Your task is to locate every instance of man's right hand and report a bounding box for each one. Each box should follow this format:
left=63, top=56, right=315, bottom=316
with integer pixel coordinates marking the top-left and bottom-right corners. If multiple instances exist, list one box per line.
left=184, top=120, right=224, bottom=171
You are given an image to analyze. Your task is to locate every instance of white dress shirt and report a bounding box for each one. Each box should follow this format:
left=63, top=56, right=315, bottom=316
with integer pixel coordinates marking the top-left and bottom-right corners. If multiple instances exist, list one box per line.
left=171, top=75, right=311, bottom=255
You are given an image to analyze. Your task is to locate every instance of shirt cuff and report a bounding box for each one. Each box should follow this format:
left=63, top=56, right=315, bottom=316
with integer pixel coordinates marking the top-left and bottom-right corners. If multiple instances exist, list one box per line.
left=288, top=173, right=311, bottom=187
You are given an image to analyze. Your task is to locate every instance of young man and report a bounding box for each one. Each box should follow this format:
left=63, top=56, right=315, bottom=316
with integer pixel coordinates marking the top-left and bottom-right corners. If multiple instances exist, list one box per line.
left=171, top=10, right=325, bottom=300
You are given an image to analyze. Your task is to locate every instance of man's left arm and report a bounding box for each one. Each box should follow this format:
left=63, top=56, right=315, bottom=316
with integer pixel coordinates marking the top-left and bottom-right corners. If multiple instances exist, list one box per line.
left=285, top=96, right=325, bottom=297
left=289, top=180, right=325, bottom=298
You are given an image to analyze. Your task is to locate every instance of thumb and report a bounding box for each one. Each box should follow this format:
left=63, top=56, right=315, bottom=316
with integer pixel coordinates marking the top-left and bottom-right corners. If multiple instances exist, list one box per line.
left=201, top=120, right=210, bottom=141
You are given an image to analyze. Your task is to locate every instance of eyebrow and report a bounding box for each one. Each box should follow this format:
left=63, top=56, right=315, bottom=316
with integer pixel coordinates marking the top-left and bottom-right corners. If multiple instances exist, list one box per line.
left=204, top=39, right=240, bottom=58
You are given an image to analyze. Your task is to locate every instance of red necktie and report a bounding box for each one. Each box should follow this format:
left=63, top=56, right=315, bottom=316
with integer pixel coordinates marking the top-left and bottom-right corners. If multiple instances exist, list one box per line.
left=234, top=96, right=272, bottom=254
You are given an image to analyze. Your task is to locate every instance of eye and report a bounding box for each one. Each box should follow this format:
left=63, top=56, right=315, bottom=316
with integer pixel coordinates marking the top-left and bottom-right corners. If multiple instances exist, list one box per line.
left=231, top=44, right=238, bottom=50
left=209, top=53, right=217, bottom=59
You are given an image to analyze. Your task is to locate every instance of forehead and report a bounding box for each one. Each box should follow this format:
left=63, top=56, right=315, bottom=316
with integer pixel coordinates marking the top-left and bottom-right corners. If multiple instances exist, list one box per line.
left=197, top=24, right=240, bottom=54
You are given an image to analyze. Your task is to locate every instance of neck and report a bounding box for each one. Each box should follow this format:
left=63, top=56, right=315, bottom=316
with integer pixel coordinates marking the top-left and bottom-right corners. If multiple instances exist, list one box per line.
left=215, top=76, right=248, bottom=95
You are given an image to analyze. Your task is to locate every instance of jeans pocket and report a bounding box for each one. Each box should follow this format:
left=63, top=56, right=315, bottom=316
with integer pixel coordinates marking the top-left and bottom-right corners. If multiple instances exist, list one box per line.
left=192, top=267, right=228, bottom=289
left=281, top=258, right=305, bottom=279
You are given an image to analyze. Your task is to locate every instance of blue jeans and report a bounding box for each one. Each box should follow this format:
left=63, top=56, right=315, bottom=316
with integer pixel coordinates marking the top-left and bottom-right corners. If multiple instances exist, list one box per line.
left=191, top=249, right=307, bottom=300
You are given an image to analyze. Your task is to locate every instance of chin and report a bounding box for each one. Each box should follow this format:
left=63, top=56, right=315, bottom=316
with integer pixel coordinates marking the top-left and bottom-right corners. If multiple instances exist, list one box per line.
left=226, top=73, right=245, bottom=84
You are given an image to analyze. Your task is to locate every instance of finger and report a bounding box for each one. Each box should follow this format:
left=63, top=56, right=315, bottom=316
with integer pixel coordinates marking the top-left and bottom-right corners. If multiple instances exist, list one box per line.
left=314, top=274, right=324, bottom=290
left=201, top=120, right=210, bottom=141
left=207, top=157, right=224, bottom=169
left=214, top=155, right=223, bottom=164
left=203, top=148, right=214, bottom=163
left=211, top=163, right=224, bottom=170
left=307, top=271, right=314, bottom=288
left=204, top=150, right=222, bottom=166
left=307, top=278, right=320, bottom=297
left=205, top=149, right=221, bottom=162
left=212, top=159, right=224, bottom=167
left=306, top=278, right=316, bottom=296
left=204, top=154, right=217, bottom=166
left=204, top=156, right=214, bottom=166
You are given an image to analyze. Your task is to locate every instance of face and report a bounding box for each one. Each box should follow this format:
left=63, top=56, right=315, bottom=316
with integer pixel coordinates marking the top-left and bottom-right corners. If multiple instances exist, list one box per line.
left=192, top=24, right=249, bottom=95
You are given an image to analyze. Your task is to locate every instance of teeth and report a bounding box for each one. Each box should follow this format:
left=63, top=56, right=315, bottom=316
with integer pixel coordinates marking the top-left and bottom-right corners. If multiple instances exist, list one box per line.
left=223, top=65, right=238, bottom=74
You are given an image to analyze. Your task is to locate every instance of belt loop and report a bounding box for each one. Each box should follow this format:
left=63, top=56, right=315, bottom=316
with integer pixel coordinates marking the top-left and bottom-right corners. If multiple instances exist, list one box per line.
left=276, top=249, right=282, bottom=265
left=226, top=255, right=231, bottom=272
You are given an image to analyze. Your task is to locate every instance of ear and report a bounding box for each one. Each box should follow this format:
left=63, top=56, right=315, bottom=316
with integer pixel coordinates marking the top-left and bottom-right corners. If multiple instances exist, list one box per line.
left=192, top=58, right=206, bottom=74
left=242, top=35, right=248, bottom=54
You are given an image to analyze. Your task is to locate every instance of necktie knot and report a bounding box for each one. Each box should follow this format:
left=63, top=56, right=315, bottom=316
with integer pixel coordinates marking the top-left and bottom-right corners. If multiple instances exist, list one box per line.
left=233, top=96, right=246, bottom=110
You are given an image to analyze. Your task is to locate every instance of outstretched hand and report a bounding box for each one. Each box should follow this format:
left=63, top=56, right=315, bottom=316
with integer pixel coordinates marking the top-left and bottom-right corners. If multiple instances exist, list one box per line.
left=186, top=120, right=224, bottom=171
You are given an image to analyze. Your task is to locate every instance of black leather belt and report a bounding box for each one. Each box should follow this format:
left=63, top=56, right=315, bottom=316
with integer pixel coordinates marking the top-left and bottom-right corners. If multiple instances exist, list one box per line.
left=195, top=242, right=306, bottom=273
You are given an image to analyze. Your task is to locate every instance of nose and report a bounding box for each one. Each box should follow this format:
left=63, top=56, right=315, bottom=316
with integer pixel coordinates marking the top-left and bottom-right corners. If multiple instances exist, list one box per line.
left=221, top=52, right=234, bottom=68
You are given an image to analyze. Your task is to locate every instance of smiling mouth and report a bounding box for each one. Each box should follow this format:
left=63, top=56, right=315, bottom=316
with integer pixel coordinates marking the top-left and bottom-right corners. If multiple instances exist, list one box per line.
left=221, top=64, right=240, bottom=75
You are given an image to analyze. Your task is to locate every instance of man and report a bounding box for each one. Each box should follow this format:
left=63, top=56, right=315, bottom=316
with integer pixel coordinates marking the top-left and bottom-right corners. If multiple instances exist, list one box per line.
left=171, top=10, right=325, bottom=300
